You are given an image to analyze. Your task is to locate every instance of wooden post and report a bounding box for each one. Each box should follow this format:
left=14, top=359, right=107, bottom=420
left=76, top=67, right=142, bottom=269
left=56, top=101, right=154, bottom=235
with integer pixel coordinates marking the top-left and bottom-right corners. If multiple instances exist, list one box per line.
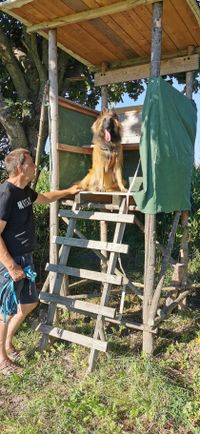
left=181, top=46, right=194, bottom=278
left=100, top=66, right=108, bottom=274
left=32, top=81, right=49, bottom=190
left=49, top=30, right=59, bottom=293
left=142, top=1, right=163, bottom=354
left=186, top=46, right=194, bottom=99
left=101, top=85, right=108, bottom=109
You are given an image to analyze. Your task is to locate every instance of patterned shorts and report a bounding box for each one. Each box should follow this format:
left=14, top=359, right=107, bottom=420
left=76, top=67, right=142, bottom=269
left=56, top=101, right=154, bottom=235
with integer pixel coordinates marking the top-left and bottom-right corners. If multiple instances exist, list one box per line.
left=0, top=252, right=38, bottom=310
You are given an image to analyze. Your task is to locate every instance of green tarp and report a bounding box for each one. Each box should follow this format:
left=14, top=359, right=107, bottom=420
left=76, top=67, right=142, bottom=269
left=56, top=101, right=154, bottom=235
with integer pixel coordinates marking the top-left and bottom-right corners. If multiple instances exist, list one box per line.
left=133, top=77, right=197, bottom=214
left=58, top=106, right=94, bottom=189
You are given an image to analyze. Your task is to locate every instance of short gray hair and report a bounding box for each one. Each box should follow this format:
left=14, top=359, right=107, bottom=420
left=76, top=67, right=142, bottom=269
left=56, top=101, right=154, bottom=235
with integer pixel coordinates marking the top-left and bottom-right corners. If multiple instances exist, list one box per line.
left=4, top=148, right=31, bottom=174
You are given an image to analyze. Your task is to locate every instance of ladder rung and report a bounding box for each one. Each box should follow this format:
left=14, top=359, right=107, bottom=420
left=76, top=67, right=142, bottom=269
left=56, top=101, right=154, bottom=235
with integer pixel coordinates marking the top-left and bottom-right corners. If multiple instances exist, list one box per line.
left=36, top=324, right=107, bottom=352
left=53, top=236, right=129, bottom=254
left=39, top=292, right=116, bottom=318
left=59, top=209, right=135, bottom=224
left=46, top=263, right=122, bottom=285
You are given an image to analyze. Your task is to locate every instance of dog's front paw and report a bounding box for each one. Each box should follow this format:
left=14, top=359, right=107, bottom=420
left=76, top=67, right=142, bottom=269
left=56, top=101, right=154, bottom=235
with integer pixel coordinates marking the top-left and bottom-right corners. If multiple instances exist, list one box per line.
left=120, top=186, right=128, bottom=192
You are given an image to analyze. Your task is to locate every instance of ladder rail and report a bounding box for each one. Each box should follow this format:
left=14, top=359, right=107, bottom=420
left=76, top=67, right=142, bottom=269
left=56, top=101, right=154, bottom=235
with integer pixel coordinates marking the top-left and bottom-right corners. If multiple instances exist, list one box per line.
left=39, top=202, right=79, bottom=350
left=88, top=198, right=129, bottom=371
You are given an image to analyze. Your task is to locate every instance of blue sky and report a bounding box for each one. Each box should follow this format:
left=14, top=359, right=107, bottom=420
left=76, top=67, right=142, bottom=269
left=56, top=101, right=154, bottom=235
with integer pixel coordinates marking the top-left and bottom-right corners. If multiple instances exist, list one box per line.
left=98, top=82, right=200, bottom=165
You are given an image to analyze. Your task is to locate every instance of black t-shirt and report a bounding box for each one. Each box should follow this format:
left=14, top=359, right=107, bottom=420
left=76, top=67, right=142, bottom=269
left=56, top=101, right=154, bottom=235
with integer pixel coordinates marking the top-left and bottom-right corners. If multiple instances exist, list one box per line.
left=0, top=180, right=38, bottom=256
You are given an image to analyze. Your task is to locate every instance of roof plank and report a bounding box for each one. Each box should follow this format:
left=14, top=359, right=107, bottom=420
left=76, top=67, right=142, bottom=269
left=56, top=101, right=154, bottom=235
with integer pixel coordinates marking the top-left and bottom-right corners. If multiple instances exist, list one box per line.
left=0, top=0, right=199, bottom=70
left=163, top=0, right=197, bottom=48
left=26, top=0, right=162, bottom=33
left=172, top=0, right=200, bottom=45
left=101, top=14, right=146, bottom=57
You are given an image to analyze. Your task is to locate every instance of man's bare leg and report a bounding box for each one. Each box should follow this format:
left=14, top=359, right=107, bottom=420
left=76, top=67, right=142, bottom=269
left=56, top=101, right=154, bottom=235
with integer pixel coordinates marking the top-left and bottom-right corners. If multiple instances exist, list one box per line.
left=5, top=302, right=38, bottom=353
left=0, top=314, right=12, bottom=364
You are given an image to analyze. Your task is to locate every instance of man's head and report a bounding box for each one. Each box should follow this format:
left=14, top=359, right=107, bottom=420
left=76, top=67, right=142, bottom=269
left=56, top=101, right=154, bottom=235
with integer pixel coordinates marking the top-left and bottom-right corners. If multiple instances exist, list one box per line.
left=5, top=148, right=36, bottom=182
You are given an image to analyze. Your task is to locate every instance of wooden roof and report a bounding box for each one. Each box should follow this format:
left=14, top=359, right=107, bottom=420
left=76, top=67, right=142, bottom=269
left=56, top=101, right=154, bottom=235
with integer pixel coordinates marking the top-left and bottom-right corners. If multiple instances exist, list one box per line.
left=1, top=0, right=200, bottom=72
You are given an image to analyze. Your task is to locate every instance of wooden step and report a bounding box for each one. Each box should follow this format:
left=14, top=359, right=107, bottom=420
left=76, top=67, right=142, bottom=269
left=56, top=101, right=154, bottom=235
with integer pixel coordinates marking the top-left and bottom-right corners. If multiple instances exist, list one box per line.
left=53, top=236, right=129, bottom=254
left=46, top=263, right=123, bottom=285
left=36, top=324, right=107, bottom=352
left=59, top=209, right=135, bottom=224
left=74, top=191, right=136, bottom=207
left=39, top=292, right=116, bottom=318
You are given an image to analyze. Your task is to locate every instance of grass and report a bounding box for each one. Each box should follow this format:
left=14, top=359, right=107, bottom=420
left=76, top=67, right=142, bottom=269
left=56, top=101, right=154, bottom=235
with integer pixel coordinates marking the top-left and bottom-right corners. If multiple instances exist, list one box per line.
left=0, top=306, right=200, bottom=434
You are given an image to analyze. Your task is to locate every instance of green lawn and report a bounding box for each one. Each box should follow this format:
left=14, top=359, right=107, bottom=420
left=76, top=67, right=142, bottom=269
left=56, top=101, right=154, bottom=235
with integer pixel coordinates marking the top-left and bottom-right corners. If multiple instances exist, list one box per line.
left=0, top=306, right=200, bottom=434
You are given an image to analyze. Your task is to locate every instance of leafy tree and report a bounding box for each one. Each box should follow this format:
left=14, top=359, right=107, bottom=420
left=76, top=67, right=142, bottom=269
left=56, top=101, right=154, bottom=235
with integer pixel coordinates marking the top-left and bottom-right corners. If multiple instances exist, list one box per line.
left=0, top=10, right=145, bottom=162
left=0, top=11, right=100, bottom=158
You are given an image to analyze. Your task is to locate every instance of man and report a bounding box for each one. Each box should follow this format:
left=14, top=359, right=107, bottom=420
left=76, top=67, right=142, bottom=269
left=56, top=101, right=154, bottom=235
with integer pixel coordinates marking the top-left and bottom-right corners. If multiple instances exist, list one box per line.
left=0, top=148, right=80, bottom=375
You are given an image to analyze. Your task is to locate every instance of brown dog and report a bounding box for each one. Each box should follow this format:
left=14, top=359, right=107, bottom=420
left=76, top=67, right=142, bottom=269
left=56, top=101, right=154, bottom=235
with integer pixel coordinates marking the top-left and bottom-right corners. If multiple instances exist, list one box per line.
left=79, top=109, right=126, bottom=192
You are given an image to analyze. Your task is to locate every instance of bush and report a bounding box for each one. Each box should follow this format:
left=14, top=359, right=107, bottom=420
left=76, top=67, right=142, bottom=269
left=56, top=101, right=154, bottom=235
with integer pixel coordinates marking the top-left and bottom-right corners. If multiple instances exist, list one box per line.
left=190, top=166, right=200, bottom=251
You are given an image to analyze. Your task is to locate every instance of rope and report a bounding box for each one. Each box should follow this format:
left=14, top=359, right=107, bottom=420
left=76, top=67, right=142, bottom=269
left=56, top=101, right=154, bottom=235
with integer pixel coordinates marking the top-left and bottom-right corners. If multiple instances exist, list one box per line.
left=0, top=266, right=37, bottom=322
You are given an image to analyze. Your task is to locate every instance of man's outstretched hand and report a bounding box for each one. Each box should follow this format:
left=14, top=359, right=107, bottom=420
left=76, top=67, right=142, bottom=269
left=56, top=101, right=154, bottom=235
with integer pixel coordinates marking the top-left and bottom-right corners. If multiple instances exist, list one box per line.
left=67, top=184, right=81, bottom=195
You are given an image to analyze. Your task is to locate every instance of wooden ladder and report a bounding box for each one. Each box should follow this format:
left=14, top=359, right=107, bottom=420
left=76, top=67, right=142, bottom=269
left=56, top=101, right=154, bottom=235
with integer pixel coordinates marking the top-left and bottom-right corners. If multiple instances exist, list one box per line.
left=38, top=196, right=134, bottom=372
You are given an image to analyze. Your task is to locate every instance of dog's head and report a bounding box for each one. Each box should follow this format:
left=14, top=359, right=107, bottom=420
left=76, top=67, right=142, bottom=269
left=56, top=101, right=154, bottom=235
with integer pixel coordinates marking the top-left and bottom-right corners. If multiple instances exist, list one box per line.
left=92, top=108, right=122, bottom=143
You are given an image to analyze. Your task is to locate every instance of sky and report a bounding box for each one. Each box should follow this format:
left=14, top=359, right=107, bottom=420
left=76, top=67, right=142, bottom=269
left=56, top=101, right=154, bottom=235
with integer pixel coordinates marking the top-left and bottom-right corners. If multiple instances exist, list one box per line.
left=97, top=82, right=200, bottom=165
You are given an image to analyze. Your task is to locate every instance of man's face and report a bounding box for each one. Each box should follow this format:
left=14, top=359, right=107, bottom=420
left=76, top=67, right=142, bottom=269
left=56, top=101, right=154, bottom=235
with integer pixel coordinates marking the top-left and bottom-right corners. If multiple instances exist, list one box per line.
left=20, top=154, right=36, bottom=182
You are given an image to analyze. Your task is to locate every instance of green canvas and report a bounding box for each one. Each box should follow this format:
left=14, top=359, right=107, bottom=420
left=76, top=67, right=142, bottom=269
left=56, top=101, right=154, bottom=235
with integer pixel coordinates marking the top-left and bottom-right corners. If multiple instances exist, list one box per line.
left=133, top=77, right=197, bottom=214
left=58, top=106, right=95, bottom=188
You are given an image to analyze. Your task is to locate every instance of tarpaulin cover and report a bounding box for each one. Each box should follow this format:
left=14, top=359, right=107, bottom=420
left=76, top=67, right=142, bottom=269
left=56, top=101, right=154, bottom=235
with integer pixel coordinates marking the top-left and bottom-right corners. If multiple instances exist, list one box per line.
left=133, top=77, right=197, bottom=214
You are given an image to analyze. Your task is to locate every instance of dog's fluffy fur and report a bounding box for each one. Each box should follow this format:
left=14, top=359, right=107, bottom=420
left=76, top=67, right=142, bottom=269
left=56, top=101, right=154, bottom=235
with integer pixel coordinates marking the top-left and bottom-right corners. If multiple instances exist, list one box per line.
left=78, top=109, right=126, bottom=192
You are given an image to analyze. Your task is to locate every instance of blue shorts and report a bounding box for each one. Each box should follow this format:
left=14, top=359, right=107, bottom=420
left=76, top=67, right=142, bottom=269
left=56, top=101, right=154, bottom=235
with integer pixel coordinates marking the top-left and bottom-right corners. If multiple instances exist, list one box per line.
left=0, top=253, right=38, bottom=309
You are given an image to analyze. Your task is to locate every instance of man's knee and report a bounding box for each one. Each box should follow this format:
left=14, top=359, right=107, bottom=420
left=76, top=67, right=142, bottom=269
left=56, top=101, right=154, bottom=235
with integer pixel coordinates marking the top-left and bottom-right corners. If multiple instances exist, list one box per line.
left=18, top=301, right=39, bottom=317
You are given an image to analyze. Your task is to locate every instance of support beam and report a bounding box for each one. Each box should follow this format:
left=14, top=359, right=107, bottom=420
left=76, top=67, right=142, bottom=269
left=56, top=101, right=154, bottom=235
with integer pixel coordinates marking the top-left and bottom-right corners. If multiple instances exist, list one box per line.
left=0, top=0, right=33, bottom=9
left=186, top=0, right=200, bottom=26
left=100, top=72, right=108, bottom=275
left=95, top=47, right=200, bottom=73
left=27, top=0, right=162, bottom=33
left=95, top=54, right=199, bottom=86
left=142, top=1, right=163, bottom=355
left=49, top=30, right=59, bottom=293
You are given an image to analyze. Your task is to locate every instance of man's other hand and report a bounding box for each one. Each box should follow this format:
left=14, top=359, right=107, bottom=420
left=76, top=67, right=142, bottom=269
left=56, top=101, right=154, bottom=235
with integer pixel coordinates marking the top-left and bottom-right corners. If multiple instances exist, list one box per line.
left=8, top=264, right=25, bottom=282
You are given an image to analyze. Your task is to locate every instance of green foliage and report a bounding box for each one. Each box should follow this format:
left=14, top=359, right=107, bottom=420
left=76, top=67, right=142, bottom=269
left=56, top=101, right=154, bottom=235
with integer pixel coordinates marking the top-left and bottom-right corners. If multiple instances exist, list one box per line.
left=190, top=166, right=200, bottom=250
left=3, top=99, right=32, bottom=120
left=0, top=167, right=7, bottom=182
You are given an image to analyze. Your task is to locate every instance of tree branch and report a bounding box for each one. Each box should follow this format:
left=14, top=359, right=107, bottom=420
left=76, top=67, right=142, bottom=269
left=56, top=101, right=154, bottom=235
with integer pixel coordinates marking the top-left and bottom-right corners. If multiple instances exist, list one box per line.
left=0, top=28, right=29, bottom=101
left=23, top=30, right=47, bottom=84
left=148, top=211, right=181, bottom=325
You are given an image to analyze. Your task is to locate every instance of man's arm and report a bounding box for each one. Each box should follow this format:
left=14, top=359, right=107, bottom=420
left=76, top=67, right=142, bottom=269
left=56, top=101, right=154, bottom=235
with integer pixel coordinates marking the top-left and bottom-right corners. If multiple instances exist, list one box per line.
left=0, top=220, right=25, bottom=282
left=34, top=184, right=80, bottom=205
